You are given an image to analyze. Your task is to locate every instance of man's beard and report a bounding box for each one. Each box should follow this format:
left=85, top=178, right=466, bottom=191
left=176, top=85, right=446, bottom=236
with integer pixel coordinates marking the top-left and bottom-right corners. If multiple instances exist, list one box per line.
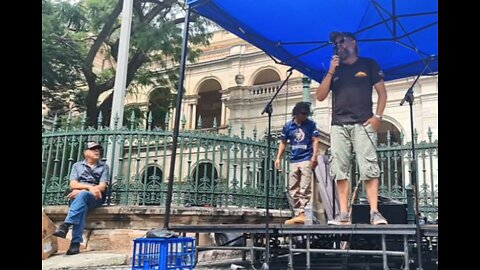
left=339, top=48, right=354, bottom=61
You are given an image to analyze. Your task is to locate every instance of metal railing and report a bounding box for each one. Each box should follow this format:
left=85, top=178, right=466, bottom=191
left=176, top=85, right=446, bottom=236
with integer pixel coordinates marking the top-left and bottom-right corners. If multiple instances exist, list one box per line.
left=42, top=112, right=290, bottom=209
left=42, top=113, right=438, bottom=219
left=350, top=129, right=438, bottom=220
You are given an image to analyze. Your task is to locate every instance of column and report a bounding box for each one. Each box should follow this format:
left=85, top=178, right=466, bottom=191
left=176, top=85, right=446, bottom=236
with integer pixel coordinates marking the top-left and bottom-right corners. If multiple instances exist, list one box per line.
left=302, top=76, right=312, bottom=103
left=220, top=89, right=231, bottom=127
left=138, top=103, right=149, bottom=129
left=191, top=103, right=197, bottom=129
left=221, top=101, right=226, bottom=126
left=170, top=106, right=176, bottom=130
left=186, top=104, right=192, bottom=129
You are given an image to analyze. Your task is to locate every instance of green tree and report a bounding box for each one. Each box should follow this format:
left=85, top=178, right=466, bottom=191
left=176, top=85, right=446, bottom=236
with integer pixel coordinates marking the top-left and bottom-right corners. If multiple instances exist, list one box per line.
left=42, top=0, right=211, bottom=124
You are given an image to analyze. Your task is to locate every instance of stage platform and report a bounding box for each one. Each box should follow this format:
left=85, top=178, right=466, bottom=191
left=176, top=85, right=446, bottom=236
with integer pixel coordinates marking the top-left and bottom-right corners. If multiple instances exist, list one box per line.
left=171, top=223, right=437, bottom=235
left=170, top=223, right=438, bottom=270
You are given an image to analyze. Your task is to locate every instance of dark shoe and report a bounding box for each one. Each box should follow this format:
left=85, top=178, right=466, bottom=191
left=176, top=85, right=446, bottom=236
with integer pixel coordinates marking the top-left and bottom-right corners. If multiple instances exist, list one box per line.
left=66, top=242, right=80, bottom=255
left=52, top=223, right=70, bottom=238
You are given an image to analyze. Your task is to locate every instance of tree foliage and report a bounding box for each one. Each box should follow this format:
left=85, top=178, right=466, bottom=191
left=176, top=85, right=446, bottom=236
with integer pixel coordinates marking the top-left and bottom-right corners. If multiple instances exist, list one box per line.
left=42, top=0, right=212, bottom=124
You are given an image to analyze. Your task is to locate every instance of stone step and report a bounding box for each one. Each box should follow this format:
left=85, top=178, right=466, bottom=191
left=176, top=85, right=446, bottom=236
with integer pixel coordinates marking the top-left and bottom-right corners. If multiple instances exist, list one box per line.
left=42, top=253, right=127, bottom=270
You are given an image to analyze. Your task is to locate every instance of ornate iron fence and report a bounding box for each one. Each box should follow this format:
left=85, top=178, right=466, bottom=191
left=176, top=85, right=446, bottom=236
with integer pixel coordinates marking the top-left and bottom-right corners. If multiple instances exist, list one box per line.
left=42, top=112, right=290, bottom=209
left=42, top=112, right=437, bottom=219
left=349, top=129, right=438, bottom=220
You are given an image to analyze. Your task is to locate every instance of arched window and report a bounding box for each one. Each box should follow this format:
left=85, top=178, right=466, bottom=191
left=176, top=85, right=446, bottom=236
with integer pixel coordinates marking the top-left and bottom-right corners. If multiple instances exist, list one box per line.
left=186, top=161, right=220, bottom=206
left=139, top=165, right=163, bottom=205
left=253, top=69, right=281, bottom=85
left=196, top=79, right=222, bottom=129
left=191, top=161, right=219, bottom=189
left=377, top=120, right=402, bottom=145
left=141, top=165, right=163, bottom=184
left=257, top=158, right=281, bottom=192
left=377, top=120, right=404, bottom=198
left=148, top=87, right=173, bottom=129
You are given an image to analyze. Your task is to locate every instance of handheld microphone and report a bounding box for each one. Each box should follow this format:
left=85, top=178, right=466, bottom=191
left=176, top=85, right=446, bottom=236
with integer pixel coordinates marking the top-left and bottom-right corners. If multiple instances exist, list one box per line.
left=332, top=45, right=338, bottom=73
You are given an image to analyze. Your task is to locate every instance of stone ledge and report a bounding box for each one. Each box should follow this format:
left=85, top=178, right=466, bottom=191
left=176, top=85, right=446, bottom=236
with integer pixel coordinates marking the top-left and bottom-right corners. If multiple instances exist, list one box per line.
left=44, top=205, right=293, bottom=229
left=44, top=205, right=291, bottom=216
left=42, top=253, right=127, bottom=270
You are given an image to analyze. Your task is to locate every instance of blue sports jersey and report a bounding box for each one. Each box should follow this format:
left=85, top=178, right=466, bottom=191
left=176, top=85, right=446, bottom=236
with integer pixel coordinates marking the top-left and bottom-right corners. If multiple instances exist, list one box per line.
left=280, top=119, right=321, bottom=163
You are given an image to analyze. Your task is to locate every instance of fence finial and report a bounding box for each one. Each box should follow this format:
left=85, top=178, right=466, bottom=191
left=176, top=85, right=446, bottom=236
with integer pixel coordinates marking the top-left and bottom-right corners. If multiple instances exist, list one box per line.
left=147, top=111, right=153, bottom=130
left=181, top=113, right=187, bottom=130
left=81, top=112, right=87, bottom=130
left=66, top=111, right=72, bottom=131
left=240, top=123, right=245, bottom=139
left=213, top=117, right=218, bottom=129
left=53, top=114, right=59, bottom=131
left=387, top=130, right=391, bottom=146
left=113, top=112, right=119, bottom=130
left=97, top=111, right=103, bottom=129
left=129, top=111, right=136, bottom=130
left=197, top=115, right=203, bottom=129
left=164, top=111, right=170, bottom=131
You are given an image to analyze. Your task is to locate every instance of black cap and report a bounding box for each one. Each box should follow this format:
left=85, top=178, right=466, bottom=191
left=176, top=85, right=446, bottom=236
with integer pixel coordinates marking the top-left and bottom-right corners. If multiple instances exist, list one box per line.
left=85, top=141, right=103, bottom=150
left=329, top=31, right=357, bottom=43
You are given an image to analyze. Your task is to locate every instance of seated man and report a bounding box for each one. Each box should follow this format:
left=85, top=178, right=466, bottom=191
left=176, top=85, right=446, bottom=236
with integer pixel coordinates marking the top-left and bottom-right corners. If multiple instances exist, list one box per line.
left=53, top=141, right=109, bottom=255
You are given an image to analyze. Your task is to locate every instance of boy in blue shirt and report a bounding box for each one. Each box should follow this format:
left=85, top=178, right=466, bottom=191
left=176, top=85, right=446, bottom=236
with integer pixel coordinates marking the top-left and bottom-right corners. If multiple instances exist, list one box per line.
left=275, top=102, right=320, bottom=224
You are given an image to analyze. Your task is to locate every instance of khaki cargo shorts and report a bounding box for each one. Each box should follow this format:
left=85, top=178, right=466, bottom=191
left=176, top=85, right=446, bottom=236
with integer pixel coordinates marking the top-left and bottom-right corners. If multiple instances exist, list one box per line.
left=330, top=123, right=380, bottom=181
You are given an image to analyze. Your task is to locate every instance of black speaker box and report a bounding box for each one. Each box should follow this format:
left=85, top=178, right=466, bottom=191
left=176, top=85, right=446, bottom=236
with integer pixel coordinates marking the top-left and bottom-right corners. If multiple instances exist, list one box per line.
left=352, top=197, right=407, bottom=224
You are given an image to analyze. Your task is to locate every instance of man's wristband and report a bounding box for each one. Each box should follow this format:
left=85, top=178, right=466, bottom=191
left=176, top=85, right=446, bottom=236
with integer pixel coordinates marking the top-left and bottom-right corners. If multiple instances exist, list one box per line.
left=374, top=114, right=383, bottom=120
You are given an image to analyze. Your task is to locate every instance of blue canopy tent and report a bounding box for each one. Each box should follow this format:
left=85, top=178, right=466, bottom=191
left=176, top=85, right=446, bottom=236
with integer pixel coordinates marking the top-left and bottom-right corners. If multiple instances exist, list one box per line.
left=164, top=1, right=437, bottom=268
left=187, top=0, right=437, bottom=82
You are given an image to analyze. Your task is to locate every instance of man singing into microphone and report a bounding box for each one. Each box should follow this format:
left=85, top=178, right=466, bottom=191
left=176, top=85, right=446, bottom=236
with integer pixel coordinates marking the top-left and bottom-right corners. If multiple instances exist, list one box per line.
left=316, top=32, right=388, bottom=225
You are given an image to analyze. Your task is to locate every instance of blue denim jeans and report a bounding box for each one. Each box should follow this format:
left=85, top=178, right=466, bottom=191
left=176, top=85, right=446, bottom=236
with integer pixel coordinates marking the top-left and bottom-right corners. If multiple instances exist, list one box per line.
left=64, top=191, right=103, bottom=243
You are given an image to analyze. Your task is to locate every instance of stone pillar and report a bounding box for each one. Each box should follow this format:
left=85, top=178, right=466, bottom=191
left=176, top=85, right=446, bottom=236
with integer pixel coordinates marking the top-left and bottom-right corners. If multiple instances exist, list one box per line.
left=220, top=88, right=231, bottom=127
left=170, top=106, right=176, bottom=130
left=190, top=103, right=197, bottom=129
left=184, top=104, right=191, bottom=129
left=138, top=103, right=149, bottom=129
left=302, top=76, right=311, bottom=103
left=183, top=94, right=198, bottom=129
left=221, top=100, right=226, bottom=126
left=167, top=101, right=176, bottom=130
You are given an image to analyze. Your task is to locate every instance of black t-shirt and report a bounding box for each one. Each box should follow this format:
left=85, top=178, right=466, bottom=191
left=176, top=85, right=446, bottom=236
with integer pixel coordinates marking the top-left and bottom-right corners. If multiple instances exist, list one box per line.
left=330, top=57, right=384, bottom=125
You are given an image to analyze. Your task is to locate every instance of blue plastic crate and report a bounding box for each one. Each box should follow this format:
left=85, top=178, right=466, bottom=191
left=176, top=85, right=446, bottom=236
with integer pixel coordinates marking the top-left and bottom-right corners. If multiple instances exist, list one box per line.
left=132, top=237, right=196, bottom=270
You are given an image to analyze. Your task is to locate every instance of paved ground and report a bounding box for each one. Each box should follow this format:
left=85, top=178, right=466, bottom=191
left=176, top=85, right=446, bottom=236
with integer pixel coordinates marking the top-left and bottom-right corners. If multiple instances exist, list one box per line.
left=42, top=250, right=246, bottom=270
left=42, top=253, right=128, bottom=270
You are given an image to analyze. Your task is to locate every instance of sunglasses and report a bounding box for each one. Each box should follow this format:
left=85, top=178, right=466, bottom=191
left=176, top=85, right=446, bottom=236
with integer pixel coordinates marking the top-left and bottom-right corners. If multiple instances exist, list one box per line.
left=299, top=112, right=309, bottom=115
left=334, top=37, right=348, bottom=46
